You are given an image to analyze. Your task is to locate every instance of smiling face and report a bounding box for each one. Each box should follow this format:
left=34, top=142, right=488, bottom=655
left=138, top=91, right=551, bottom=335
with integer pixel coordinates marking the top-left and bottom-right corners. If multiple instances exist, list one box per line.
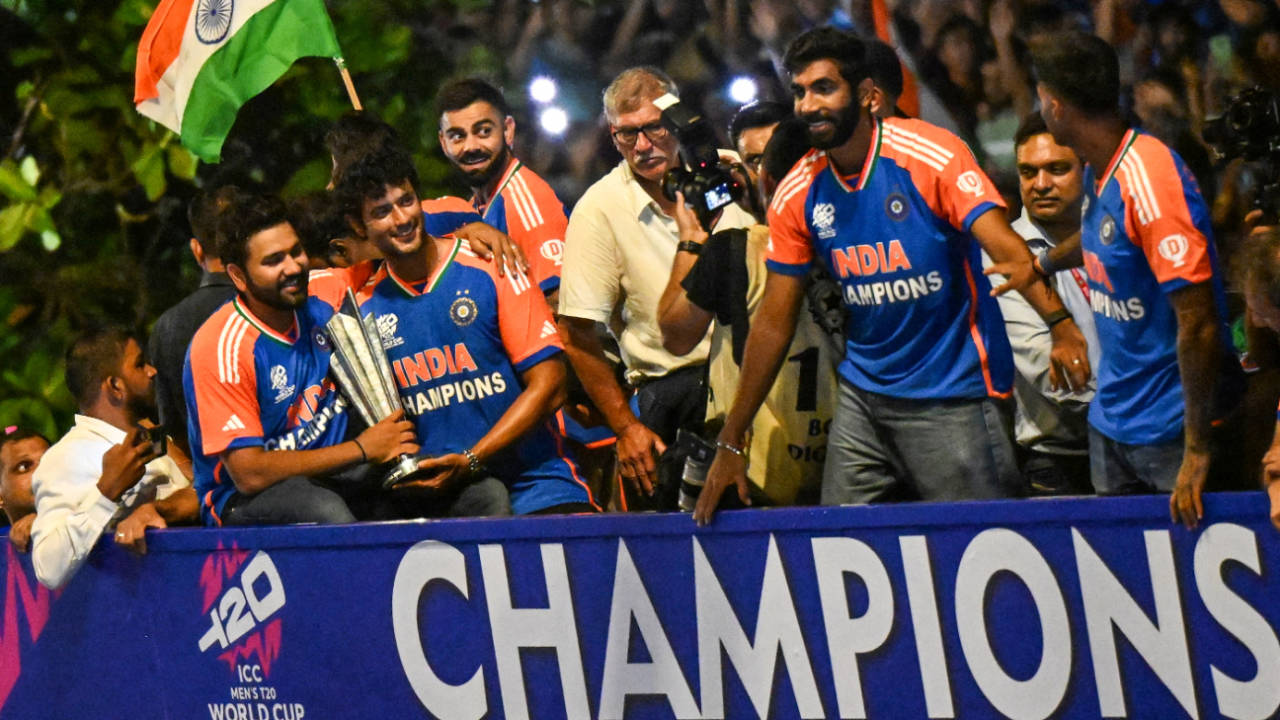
left=1016, top=132, right=1083, bottom=228
left=609, top=100, right=680, bottom=183
left=439, top=100, right=515, bottom=188
left=234, top=222, right=310, bottom=311
left=355, top=180, right=424, bottom=260
left=790, top=59, right=864, bottom=150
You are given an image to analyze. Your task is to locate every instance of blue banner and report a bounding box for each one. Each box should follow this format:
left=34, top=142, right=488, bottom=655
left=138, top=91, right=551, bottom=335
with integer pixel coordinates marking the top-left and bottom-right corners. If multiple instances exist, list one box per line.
left=3, top=493, right=1280, bottom=719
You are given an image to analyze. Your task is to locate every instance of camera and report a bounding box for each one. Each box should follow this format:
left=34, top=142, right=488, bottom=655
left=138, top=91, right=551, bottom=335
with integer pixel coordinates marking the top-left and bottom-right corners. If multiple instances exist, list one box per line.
left=1203, top=87, right=1280, bottom=215
left=654, top=94, right=744, bottom=230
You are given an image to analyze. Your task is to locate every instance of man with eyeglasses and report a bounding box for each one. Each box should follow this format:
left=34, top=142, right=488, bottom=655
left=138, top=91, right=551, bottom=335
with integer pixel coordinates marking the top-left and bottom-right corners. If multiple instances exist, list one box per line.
left=560, top=66, right=755, bottom=510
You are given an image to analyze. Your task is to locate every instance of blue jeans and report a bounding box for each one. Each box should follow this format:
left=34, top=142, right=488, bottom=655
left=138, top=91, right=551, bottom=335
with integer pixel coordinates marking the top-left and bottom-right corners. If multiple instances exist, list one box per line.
left=222, top=476, right=356, bottom=526
left=822, top=379, right=1023, bottom=504
left=1088, top=428, right=1183, bottom=494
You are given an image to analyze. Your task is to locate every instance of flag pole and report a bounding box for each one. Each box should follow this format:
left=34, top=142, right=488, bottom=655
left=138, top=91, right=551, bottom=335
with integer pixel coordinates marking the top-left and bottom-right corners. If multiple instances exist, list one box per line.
left=334, top=57, right=362, bottom=111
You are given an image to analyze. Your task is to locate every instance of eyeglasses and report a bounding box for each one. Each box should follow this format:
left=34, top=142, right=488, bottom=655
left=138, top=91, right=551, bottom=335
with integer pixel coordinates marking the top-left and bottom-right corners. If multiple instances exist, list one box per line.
left=611, top=122, right=670, bottom=147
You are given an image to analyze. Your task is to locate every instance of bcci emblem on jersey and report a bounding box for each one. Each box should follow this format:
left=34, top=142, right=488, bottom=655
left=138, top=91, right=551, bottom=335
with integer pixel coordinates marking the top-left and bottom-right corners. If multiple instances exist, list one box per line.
left=450, top=296, right=479, bottom=327
left=377, top=313, right=404, bottom=349
left=1100, top=215, right=1116, bottom=245
left=269, top=364, right=294, bottom=403
left=885, top=193, right=910, bottom=222
left=812, top=203, right=837, bottom=239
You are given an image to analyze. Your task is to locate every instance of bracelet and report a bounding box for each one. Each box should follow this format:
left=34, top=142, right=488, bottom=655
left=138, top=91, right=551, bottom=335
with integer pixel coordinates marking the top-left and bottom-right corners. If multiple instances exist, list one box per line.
left=1044, top=309, right=1072, bottom=329
left=353, top=438, right=367, bottom=463
left=677, top=240, right=703, bottom=255
left=462, top=448, right=483, bottom=476
left=715, top=439, right=747, bottom=458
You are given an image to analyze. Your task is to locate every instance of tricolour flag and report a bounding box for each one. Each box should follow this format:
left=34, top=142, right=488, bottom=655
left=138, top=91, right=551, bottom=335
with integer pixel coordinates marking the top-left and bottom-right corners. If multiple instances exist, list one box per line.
left=134, top=0, right=342, bottom=162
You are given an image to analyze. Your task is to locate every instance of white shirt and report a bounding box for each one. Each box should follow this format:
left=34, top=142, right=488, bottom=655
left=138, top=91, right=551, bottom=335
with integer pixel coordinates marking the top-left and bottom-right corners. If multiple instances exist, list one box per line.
left=560, top=160, right=756, bottom=384
left=30, top=414, right=189, bottom=589
left=982, top=211, right=1100, bottom=454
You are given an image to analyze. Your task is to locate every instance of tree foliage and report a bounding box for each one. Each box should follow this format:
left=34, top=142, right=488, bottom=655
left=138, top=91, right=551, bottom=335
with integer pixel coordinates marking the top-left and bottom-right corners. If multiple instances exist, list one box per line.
left=0, top=0, right=491, bottom=438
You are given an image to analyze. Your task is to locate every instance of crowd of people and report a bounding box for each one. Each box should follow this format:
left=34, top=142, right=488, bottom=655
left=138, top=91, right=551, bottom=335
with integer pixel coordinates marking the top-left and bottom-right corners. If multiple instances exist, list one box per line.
left=6, top=0, right=1280, bottom=592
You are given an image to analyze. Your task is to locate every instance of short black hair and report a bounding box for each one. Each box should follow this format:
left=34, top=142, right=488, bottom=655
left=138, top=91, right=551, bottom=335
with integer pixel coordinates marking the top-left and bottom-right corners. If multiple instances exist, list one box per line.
left=1, top=427, right=49, bottom=454
left=65, top=327, right=139, bottom=409
left=1013, top=111, right=1051, bottom=148
left=288, top=192, right=349, bottom=260
left=219, top=193, right=292, bottom=270
left=187, top=185, right=241, bottom=260
left=784, top=27, right=869, bottom=90
left=863, top=38, right=904, bottom=99
left=1030, top=31, right=1120, bottom=116
left=728, top=101, right=792, bottom=148
left=435, top=77, right=511, bottom=124
left=335, top=141, right=420, bottom=221
left=762, top=117, right=812, bottom=182
left=325, top=112, right=400, bottom=187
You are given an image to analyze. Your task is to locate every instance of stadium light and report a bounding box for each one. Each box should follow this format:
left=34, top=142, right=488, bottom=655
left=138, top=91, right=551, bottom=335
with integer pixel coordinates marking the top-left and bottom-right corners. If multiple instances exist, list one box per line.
left=540, top=106, right=569, bottom=136
left=728, top=76, right=758, bottom=105
left=529, top=76, right=558, bottom=104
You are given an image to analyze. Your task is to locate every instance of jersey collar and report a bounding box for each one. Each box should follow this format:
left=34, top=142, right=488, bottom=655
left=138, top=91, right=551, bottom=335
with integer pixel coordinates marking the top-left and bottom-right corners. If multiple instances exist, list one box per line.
left=232, top=297, right=298, bottom=347
left=1095, top=128, right=1137, bottom=194
left=829, top=116, right=882, bottom=193
left=477, top=157, right=522, bottom=219
left=386, top=237, right=461, bottom=297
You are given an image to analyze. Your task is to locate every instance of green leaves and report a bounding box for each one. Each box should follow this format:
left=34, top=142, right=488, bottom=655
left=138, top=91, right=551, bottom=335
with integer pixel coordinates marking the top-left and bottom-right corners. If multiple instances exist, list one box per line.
left=0, top=158, right=61, bottom=252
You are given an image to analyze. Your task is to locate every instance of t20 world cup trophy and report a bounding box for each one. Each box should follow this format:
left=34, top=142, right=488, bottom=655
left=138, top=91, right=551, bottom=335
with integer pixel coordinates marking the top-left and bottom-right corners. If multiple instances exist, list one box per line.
left=325, top=288, right=421, bottom=488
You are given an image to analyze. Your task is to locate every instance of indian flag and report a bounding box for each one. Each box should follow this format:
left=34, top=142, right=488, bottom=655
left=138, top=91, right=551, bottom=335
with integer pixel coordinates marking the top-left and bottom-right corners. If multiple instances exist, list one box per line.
left=134, top=0, right=343, bottom=162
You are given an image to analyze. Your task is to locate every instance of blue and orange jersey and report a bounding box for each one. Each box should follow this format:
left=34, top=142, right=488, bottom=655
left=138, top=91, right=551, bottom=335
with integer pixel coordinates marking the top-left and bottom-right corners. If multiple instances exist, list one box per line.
left=1081, top=129, right=1241, bottom=444
left=766, top=116, right=1012, bottom=400
left=420, top=195, right=483, bottom=238
left=183, top=269, right=360, bottom=526
left=355, top=238, right=594, bottom=513
left=472, top=158, right=567, bottom=295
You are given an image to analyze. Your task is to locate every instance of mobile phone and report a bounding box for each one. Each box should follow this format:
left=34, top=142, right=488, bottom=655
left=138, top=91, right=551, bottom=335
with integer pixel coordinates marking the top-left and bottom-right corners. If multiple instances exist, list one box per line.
left=135, top=424, right=167, bottom=457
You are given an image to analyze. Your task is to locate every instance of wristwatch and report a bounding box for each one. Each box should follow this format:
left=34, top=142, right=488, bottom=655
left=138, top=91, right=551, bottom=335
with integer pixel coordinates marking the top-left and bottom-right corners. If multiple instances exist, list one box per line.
left=1034, top=247, right=1056, bottom=277
left=677, top=240, right=703, bottom=255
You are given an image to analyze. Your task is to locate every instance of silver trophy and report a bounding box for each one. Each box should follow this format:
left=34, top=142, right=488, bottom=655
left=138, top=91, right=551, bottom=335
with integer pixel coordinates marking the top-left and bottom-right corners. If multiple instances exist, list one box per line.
left=325, top=288, right=421, bottom=488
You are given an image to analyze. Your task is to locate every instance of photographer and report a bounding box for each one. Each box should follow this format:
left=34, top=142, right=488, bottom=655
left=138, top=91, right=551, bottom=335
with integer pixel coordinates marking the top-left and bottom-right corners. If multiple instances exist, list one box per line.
left=559, top=67, right=755, bottom=510
left=659, top=113, right=837, bottom=510
left=30, top=328, right=197, bottom=590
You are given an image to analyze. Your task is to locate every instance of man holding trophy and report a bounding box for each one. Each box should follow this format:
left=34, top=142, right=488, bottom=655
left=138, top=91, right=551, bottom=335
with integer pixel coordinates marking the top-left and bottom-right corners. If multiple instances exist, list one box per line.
left=336, top=140, right=598, bottom=516
left=183, top=193, right=418, bottom=526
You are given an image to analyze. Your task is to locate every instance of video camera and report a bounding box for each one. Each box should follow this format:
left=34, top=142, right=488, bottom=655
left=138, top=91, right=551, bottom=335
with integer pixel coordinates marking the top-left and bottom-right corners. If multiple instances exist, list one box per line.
left=1203, top=87, right=1280, bottom=216
left=654, top=94, right=745, bottom=230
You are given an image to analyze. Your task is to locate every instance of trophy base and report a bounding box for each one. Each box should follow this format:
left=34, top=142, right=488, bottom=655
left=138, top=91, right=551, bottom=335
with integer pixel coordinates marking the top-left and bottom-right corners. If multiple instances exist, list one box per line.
left=381, top=454, right=424, bottom=489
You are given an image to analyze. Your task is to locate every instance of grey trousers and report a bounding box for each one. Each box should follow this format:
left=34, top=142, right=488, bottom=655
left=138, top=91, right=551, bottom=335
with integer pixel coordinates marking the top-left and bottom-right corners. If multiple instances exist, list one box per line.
left=822, top=379, right=1024, bottom=504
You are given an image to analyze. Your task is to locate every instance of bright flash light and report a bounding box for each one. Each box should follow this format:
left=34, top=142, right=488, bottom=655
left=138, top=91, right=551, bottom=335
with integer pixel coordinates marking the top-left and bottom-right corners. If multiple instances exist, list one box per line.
left=728, top=76, right=758, bottom=105
left=540, top=106, right=569, bottom=135
left=529, top=76, right=558, bottom=104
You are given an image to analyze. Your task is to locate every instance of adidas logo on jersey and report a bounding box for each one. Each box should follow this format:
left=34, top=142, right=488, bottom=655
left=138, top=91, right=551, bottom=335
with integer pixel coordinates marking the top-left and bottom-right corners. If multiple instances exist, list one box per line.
left=222, top=415, right=246, bottom=432
left=540, top=320, right=558, bottom=339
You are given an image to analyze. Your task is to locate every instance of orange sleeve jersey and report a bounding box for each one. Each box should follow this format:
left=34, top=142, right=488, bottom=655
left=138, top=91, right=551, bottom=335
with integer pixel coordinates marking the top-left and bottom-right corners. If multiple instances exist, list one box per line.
left=477, top=158, right=568, bottom=295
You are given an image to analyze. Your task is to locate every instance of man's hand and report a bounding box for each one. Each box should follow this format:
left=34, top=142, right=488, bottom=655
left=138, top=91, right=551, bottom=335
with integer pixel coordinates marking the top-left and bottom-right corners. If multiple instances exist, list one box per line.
left=98, top=427, right=161, bottom=502
left=355, top=410, right=419, bottom=464
left=396, top=453, right=471, bottom=491
left=7, top=514, right=34, bottom=553
left=114, top=502, right=166, bottom=554
left=616, top=421, right=667, bottom=497
left=672, top=191, right=710, bottom=247
left=455, top=221, right=529, bottom=277
left=1047, top=318, right=1091, bottom=391
left=693, top=447, right=751, bottom=526
left=1170, top=449, right=1210, bottom=530
left=983, top=256, right=1038, bottom=296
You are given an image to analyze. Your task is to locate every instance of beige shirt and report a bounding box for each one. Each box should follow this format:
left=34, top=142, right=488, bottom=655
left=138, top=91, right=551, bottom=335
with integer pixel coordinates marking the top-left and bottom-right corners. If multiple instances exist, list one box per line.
left=560, top=160, right=755, bottom=383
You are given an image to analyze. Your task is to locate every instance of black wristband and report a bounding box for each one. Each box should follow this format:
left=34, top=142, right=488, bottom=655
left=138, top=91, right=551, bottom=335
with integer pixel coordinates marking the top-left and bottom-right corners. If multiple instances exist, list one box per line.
left=1044, top=309, right=1072, bottom=328
left=677, top=240, right=703, bottom=255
